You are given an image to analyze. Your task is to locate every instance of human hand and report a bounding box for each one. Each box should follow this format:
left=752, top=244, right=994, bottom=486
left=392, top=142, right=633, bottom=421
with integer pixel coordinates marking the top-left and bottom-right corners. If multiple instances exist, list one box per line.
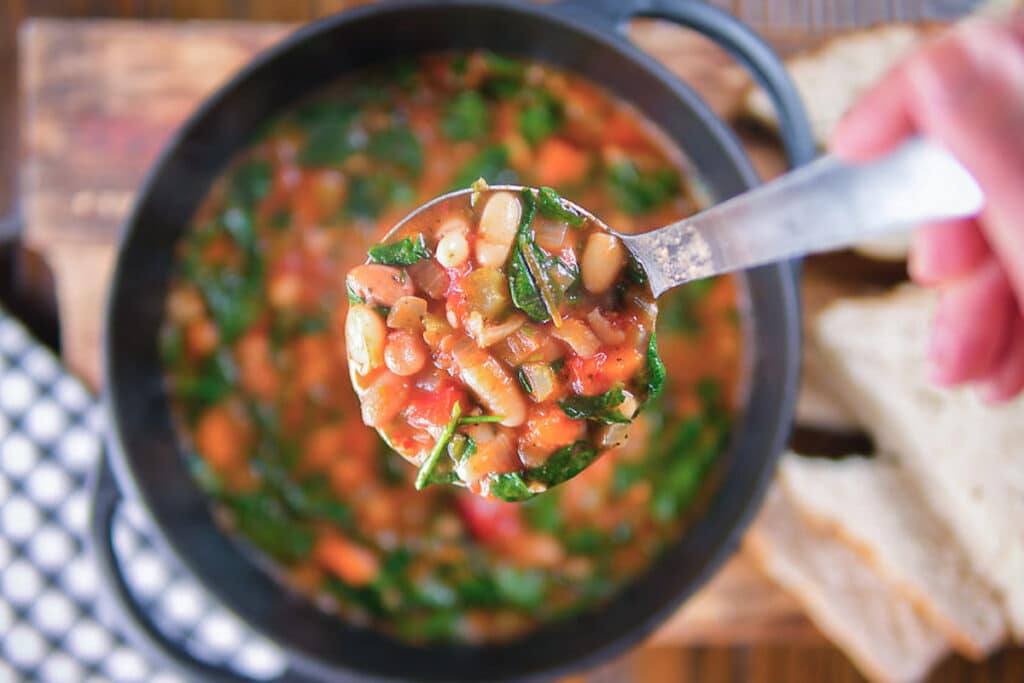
left=831, top=16, right=1024, bottom=402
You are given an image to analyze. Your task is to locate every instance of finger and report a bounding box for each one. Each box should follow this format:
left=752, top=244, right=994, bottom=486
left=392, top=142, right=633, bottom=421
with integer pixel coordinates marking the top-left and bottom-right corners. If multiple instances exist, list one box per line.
left=929, top=259, right=1015, bottom=385
left=978, top=313, right=1024, bottom=403
left=906, top=20, right=1024, bottom=305
left=909, top=218, right=991, bottom=285
left=830, top=63, right=915, bottom=161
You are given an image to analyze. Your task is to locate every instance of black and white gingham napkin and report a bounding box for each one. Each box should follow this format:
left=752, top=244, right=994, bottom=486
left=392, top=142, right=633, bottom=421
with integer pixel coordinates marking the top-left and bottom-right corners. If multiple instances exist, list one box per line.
left=0, top=308, right=288, bottom=682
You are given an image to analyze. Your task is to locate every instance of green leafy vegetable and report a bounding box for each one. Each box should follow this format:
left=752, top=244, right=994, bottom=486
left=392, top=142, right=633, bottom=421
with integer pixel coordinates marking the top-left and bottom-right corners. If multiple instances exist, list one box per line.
left=296, top=102, right=359, bottom=166
left=368, top=234, right=432, bottom=266
left=459, top=415, right=505, bottom=425
left=346, top=175, right=414, bottom=219
left=229, top=161, right=272, bottom=208
left=608, top=160, right=680, bottom=214
left=493, top=566, right=545, bottom=609
left=487, top=472, right=534, bottom=502
left=522, top=490, right=561, bottom=532
left=625, top=254, right=648, bottom=285
left=516, top=366, right=533, bottom=394
left=368, top=128, right=423, bottom=177
left=221, top=207, right=257, bottom=252
left=507, top=190, right=578, bottom=323
left=482, top=53, right=526, bottom=98
left=346, top=282, right=366, bottom=304
left=518, top=89, right=563, bottom=145
left=536, top=187, right=584, bottom=227
left=416, top=402, right=462, bottom=490
left=658, top=279, right=714, bottom=335
left=270, top=210, right=291, bottom=231
left=559, top=386, right=630, bottom=424
left=443, top=91, right=489, bottom=141
left=228, top=493, right=313, bottom=563
left=451, top=146, right=514, bottom=189
left=642, top=333, right=666, bottom=406
left=529, top=441, right=599, bottom=486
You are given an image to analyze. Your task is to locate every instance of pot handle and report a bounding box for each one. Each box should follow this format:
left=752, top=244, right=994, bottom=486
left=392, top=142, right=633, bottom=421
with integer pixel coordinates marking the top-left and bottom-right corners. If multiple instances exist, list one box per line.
left=558, top=0, right=817, bottom=169
left=89, top=456, right=316, bottom=683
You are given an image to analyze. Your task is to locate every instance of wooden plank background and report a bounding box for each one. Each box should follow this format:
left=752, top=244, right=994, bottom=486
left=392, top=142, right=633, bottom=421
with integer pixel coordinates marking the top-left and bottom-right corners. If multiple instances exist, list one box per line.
left=3, top=1, right=1023, bottom=682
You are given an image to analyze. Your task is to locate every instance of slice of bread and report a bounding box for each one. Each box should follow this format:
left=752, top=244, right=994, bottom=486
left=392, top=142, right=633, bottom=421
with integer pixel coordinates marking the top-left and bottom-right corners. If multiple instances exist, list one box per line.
left=743, top=24, right=927, bottom=147
left=813, top=286, right=1024, bottom=640
left=745, top=487, right=948, bottom=683
left=779, top=453, right=1006, bottom=658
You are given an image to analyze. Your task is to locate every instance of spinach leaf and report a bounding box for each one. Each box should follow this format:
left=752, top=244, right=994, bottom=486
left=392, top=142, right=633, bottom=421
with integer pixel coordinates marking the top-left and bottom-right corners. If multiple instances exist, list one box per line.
left=516, top=366, right=533, bottom=394
left=536, top=187, right=584, bottom=227
left=229, top=161, right=272, bottom=208
left=529, top=440, right=598, bottom=486
left=161, top=326, right=184, bottom=368
left=522, top=490, right=561, bottom=532
left=625, top=254, right=648, bottom=285
left=450, top=146, right=514, bottom=189
left=443, top=91, right=489, bottom=141
left=482, top=53, right=526, bottom=98
left=608, top=160, right=680, bottom=214
left=415, top=401, right=462, bottom=490
left=296, top=102, right=359, bottom=166
left=559, top=386, right=630, bottom=424
left=368, top=234, right=431, bottom=266
left=293, top=476, right=353, bottom=527
left=487, top=472, right=534, bottom=502
left=642, top=333, right=666, bottom=406
left=493, top=566, right=545, bottom=609
left=347, top=282, right=366, bottom=304
left=564, top=528, right=605, bottom=554
left=507, top=190, right=578, bottom=323
left=194, top=267, right=263, bottom=344
left=228, top=493, right=313, bottom=563
left=270, top=210, right=291, bottom=231
left=518, top=89, right=563, bottom=145
left=346, top=175, right=414, bottom=219
left=221, top=207, right=257, bottom=253
left=174, top=350, right=236, bottom=410
left=368, top=128, right=423, bottom=177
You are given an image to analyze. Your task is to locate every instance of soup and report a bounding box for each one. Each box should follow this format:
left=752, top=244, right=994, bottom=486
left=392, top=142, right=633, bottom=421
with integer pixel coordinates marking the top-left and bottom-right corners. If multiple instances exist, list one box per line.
left=162, top=51, right=741, bottom=643
left=346, top=185, right=662, bottom=500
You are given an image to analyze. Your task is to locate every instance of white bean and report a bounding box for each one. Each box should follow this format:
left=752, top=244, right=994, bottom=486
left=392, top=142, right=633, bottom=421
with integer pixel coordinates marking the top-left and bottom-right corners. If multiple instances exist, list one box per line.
left=475, top=192, right=521, bottom=266
left=456, top=349, right=527, bottom=427
left=581, top=232, right=626, bottom=294
left=345, top=304, right=386, bottom=376
left=436, top=231, right=470, bottom=268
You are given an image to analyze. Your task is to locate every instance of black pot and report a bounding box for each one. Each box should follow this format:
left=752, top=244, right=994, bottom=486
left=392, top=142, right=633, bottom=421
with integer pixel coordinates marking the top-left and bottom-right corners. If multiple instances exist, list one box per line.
left=92, top=1, right=814, bottom=681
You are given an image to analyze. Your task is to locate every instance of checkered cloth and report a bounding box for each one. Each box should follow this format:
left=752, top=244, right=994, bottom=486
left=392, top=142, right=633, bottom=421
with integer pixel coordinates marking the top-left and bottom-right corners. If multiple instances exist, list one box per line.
left=0, top=309, right=288, bottom=682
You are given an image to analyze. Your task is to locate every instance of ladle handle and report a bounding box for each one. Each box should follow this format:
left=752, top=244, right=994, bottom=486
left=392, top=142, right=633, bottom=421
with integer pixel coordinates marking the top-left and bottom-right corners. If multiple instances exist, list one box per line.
left=629, top=137, right=985, bottom=296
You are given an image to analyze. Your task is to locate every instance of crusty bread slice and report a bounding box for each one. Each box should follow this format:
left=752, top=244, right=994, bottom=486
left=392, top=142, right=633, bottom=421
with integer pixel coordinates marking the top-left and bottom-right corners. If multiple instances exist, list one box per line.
left=745, top=487, right=948, bottom=683
left=743, top=24, right=926, bottom=146
left=779, top=453, right=1006, bottom=658
left=813, top=286, right=1024, bottom=640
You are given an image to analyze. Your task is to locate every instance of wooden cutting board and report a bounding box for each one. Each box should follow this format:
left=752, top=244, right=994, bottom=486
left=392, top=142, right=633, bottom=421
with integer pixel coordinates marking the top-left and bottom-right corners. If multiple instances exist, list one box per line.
left=20, top=17, right=819, bottom=645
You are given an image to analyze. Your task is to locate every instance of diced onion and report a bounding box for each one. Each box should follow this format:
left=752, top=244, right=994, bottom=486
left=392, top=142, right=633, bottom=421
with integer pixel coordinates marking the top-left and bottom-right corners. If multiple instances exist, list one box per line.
left=462, top=268, right=511, bottom=321
left=520, top=362, right=557, bottom=402
left=387, top=296, right=428, bottom=330
left=408, top=260, right=449, bottom=300
left=535, top=220, right=568, bottom=252
left=466, top=312, right=526, bottom=348
left=551, top=319, right=601, bottom=358
left=586, top=308, right=625, bottom=346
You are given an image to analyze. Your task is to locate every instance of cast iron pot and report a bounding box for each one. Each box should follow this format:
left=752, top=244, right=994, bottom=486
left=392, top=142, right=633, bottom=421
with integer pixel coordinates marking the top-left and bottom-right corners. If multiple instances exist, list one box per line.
left=92, top=1, right=815, bottom=680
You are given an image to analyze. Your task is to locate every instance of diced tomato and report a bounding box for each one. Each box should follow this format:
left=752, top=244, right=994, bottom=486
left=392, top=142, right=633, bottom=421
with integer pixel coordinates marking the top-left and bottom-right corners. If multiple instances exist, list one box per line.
left=519, top=404, right=585, bottom=463
left=455, top=494, right=523, bottom=543
left=604, top=110, right=649, bottom=148
left=567, top=345, right=644, bottom=396
left=406, top=382, right=468, bottom=430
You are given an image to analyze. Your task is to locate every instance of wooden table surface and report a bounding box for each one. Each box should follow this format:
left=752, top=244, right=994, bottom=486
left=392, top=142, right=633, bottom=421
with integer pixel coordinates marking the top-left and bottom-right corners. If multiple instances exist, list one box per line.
left=5, top=2, right=1023, bottom=681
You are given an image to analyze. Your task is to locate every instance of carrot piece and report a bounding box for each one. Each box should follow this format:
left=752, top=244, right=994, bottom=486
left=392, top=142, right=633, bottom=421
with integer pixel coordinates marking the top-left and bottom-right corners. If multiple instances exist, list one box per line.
left=195, top=406, right=247, bottom=472
left=313, top=531, right=381, bottom=587
left=185, top=319, right=219, bottom=358
left=535, top=138, right=589, bottom=187
left=520, top=404, right=585, bottom=457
